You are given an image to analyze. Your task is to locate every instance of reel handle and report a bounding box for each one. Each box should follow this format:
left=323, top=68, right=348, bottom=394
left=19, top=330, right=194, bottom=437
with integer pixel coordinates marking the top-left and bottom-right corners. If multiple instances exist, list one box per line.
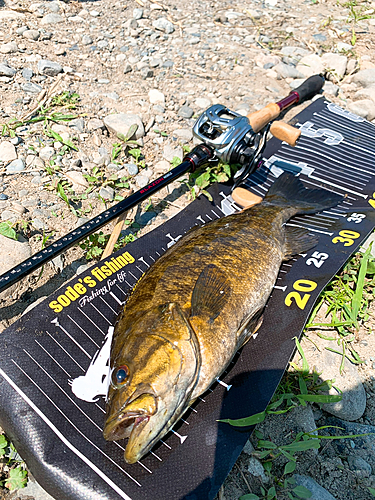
left=231, top=121, right=301, bottom=209
left=232, top=75, right=325, bottom=208
left=270, top=121, right=301, bottom=147
left=247, top=74, right=325, bottom=133
left=232, top=187, right=262, bottom=209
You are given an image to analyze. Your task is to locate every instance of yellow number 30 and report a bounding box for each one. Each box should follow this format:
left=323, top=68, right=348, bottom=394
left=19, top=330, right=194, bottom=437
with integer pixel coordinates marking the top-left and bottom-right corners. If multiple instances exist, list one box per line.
left=332, top=230, right=360, bottom=247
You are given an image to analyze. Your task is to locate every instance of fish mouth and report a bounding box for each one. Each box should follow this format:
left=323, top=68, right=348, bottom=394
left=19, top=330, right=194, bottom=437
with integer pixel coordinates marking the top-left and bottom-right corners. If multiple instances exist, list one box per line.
left=104, top=393, right=158, bottom=463
left=103, top=410, right=150, bottom=442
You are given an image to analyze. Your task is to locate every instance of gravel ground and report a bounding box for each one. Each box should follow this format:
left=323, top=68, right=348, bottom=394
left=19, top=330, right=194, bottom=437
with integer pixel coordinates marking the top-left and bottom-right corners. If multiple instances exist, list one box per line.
left=1, top=0, right=375, bottom=498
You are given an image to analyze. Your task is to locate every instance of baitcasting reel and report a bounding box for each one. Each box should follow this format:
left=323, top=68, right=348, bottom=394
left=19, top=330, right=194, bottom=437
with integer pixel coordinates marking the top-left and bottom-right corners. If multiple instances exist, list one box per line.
left=0, top=75, right=326, bottom=295
left=192, top=104, right=268, bottom=187
left=192, top=75, right=326, bottom=188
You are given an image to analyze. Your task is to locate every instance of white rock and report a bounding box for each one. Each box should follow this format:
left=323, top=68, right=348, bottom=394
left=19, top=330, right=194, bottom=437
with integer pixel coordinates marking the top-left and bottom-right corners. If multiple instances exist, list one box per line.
left=266, top=69, right=278, bottom=79
left=242, top=440, right=255, bottom=455
left=39, top=146, right=55, bottom=161
left=0, top=141, right=17, bottom=162
left=352, top=68, right=375, bottom=87
left=323, top=81, right=340, bottom=97
left=0, top=64, right=16, bottom=78
left=38, top=59, right=63, bottom=76
left=348, top=99, right=375, bottom=121
left=274, top=62, right=305, bottom=79
left=336, top=41, right=352, bottom=51
left=354, top=85, right=375, bottom=103
left=27, top=156, right=45, bottom=169
left=40, top=13, right=64, bottom=25
left=23, top=29, right=40, bottom=41
left=163, top=144, right=183, bottom=162
left=152, top=17, right=175, bottom=34
left=0, top=234, right=32, bottom=301
left=321, top=53, right=347, bottom=80
left=0, top=10, right=25, bottom=20
left=247, top=456, right=269, bottom=483
left=294, top=475, right=337, bottom=500
left=296, top=54, right=325, bottom=78
left=6, top=159, right=25, bottom=173
left=195, top=97, right=211, bottom=109
left=51, top=123, right=71, bottom=140
left=68, top=15, right=84, bottom=23
left=148, top=89, right=165, bottom=105
left=0, top=42, right=18, bottom=54
left=360, top=61, right=375, bottom=70
left=103, top=113, right=145, bottom=140
left=173, top=128, right=193, bottom=143
left=65, top=171, right=89, bottom=193
left=346, top=59, right=357, bottom=75
left=153, top=159, right=170, bottom=174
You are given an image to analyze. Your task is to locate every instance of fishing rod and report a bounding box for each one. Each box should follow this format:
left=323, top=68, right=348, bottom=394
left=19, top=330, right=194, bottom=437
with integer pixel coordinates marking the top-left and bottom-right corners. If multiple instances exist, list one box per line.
left=0, top=74, right=324, bottom=295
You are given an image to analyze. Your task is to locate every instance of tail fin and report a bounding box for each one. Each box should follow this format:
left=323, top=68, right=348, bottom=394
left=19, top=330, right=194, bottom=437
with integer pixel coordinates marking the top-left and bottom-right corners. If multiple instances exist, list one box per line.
left=265, top=172, right=344, bottom=214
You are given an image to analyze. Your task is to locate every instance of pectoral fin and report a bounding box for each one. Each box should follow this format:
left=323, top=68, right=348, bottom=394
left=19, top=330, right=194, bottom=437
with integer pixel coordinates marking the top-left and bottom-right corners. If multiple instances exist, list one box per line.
left=190, top=264, right=231, bottom=322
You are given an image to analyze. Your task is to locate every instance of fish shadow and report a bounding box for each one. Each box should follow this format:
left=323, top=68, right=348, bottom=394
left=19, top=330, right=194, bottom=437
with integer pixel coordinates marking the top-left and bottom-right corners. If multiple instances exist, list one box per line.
left=182, top=366, right=286, bottom=500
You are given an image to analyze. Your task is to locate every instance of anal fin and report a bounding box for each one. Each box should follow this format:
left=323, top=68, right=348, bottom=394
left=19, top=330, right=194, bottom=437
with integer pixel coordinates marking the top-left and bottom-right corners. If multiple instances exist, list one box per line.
left=284, top=226, right=318, bottom=260
left=237, top=307, right=264, bottom=346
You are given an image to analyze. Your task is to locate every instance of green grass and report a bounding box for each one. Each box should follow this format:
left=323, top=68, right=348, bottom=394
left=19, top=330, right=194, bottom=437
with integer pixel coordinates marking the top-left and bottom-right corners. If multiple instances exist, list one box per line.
left=0, top=433, right=27, bottom=491
left=0, top=91, right=81, bottom=139
left=306, top=244, right=375, bottom=372
left=221, top=244, right=375, bottom=500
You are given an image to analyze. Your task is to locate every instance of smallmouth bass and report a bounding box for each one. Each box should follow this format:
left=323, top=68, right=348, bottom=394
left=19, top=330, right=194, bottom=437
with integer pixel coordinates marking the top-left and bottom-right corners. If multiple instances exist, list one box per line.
left=103, top=173, right=343, bottom=463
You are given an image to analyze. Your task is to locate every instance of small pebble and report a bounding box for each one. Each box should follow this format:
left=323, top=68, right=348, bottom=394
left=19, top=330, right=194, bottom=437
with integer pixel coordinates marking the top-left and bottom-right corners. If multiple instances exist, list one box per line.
left=177, top=105, right=194, bottom=119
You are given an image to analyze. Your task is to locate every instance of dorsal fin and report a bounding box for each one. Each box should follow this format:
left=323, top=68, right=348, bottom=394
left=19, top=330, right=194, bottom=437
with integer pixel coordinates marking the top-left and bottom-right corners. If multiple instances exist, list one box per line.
left=190, top=264, right=231, bottom=322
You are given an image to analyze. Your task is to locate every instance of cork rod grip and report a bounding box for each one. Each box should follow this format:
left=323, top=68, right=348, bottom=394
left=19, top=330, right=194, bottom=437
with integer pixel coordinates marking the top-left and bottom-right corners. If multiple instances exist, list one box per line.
left=270, top=121, right=301, bottom=146
left=247, top=103, right=280, bottom=133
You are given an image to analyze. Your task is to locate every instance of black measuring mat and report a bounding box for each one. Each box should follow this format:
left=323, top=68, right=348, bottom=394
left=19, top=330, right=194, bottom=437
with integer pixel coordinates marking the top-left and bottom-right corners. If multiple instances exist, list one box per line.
left=0, top=98, right=375, bottom=500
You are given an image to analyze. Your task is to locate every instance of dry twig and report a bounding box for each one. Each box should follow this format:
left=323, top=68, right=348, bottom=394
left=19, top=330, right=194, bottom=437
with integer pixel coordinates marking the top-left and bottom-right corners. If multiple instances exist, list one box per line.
left=20, top=73, right=65, bottom=123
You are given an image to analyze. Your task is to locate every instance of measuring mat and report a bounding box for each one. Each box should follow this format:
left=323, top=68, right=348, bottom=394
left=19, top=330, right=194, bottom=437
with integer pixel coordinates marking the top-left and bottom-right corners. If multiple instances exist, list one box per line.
left=0, top=98, right=375, bottom=500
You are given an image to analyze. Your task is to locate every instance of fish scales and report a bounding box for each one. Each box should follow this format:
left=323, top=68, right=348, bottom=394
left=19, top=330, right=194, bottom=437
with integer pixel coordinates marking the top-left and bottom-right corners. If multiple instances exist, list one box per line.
left=103, top=172, right=344, bottom=464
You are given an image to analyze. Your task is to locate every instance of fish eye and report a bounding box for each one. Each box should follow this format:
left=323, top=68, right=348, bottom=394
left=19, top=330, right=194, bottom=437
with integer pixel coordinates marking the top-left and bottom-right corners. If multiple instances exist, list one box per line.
left=112, top=365, right=129, bottom=386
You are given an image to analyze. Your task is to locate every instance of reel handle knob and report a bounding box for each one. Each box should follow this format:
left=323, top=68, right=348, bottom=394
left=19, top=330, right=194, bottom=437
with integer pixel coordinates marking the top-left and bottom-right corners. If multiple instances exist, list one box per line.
left=232, top=187, right=263, bottom=209
left=270, top=121, right=301, bottom=146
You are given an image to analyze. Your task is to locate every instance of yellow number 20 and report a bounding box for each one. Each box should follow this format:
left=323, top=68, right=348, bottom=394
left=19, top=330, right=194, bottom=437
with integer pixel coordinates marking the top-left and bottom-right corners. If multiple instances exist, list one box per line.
left=285, top=279, right=317, bottom=310
left=332, top=230, right=360, bottom=247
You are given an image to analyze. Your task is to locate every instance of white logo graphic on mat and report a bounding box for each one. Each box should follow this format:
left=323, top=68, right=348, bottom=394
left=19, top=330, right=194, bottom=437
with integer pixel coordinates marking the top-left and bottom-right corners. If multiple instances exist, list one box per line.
left=327, top=103, right=365, bottom=122
left=219, top=192, right=240, bottom=215
left=264, top=155, right=314, bottom=178
left=69, top=326, right=113, bottom=403
left=299, top=121, right=343, bottom=145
